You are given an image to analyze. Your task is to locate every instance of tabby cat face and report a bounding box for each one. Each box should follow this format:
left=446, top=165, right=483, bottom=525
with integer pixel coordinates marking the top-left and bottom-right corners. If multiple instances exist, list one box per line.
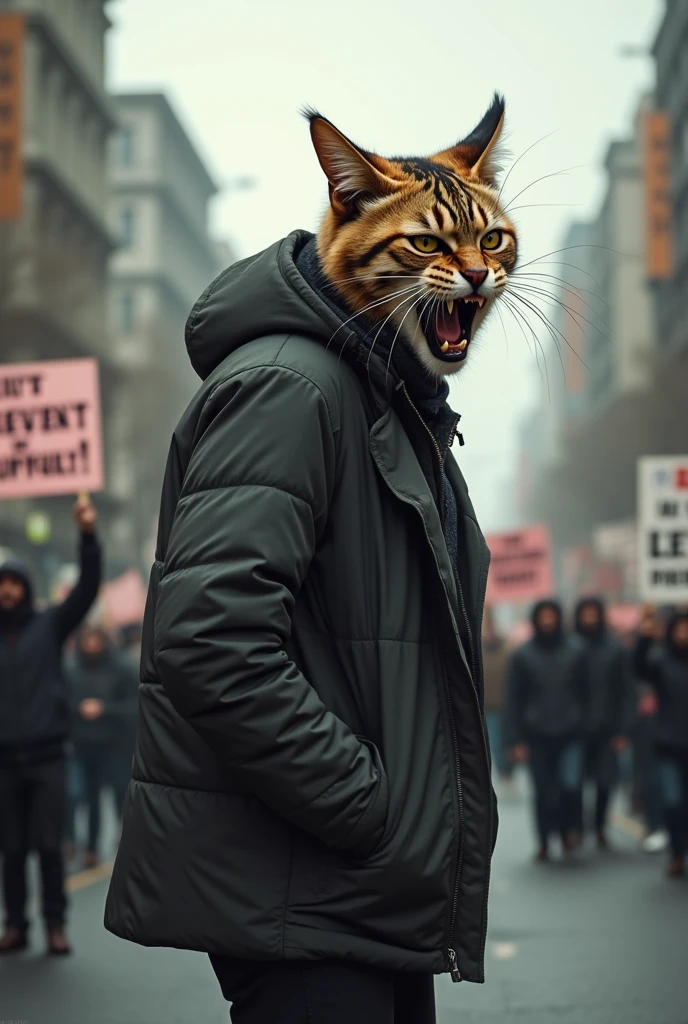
left=308, top=95, right=517, bottom=377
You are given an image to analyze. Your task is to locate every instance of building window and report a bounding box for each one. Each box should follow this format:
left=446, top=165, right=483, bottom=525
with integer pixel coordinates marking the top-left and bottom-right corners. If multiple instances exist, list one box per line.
left=117, top=126, right=135, bottom=167
left=119, top=207, right=134, bottom=248
left=120, top=292, right=136, bottom=334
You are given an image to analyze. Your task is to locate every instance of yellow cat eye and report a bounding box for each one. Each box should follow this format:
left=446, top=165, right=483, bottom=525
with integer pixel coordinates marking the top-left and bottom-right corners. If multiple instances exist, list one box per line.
left=411, top=235, right=440, bottom=254
left=481, top=230, right=503, bottom=251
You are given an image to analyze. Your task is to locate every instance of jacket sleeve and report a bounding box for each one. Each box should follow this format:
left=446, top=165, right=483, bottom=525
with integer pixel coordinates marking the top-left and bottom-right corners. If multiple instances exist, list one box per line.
left=576, top=643, right=592, bottom=734
left=504, top=648, right=526, bottom=747
left=154, top=365, right=387, bottom=858
left=613, top=647, right=636, bottom=736
left=633, top=636, right=663, bottom=692
left=53, top=533, right=102, bottom=643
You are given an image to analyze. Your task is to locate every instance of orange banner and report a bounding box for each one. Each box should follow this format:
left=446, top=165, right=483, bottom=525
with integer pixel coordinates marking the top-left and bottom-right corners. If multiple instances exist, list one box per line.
left=0, top=14, right=23, bottom=221
left=644, top=111, right=672, bottom=280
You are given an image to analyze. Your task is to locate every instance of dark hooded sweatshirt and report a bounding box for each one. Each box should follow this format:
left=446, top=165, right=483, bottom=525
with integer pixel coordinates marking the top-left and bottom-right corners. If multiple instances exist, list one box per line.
left=104, top=230, right=494, bottom=983
left=506, top=600, right=588, bottom=745
left=0, top=535, right=102, bottom=763
left=634, top=613, right=688, bottom=755
left=66, top=632, right=138, bottom=749
left=574, top=598, right=633, bottom=739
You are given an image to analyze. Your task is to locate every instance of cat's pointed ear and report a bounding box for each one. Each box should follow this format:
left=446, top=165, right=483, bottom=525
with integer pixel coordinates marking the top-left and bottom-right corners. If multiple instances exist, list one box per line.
left=305, top=110, right=400, bottom=216
left=434, top=94, right=507, bottom=187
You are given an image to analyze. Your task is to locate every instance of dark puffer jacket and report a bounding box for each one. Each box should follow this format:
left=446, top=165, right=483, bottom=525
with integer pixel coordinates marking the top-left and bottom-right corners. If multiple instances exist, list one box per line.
left=104, top=231, right=494, bottom=983
left=634, top=613, right=688, bottom=755
left=506, top=601, right=588, bottom=745
left=574, top=598, right=634, bottom=738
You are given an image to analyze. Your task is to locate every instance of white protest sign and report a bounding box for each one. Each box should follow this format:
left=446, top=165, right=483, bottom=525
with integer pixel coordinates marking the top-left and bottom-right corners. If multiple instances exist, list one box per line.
left=638, top=455, right=688, bottom=602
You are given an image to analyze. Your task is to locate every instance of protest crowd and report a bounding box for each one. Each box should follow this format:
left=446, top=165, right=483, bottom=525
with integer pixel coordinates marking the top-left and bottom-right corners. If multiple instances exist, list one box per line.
left=0, top=492, right=685, bottom=957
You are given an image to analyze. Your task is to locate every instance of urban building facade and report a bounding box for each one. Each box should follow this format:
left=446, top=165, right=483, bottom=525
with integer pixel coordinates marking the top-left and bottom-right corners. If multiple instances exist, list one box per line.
left=517, top=98, right=660, bottom=601
left=107, top=92, right=227, bottom=569
left=0, top=0, right=122, bottom=577
left=652, top=0, right=688, bottom=355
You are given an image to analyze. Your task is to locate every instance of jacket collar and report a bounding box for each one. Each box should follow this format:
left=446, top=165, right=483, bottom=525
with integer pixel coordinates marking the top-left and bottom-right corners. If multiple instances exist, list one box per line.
left=369, top=405, right=490, bottom=686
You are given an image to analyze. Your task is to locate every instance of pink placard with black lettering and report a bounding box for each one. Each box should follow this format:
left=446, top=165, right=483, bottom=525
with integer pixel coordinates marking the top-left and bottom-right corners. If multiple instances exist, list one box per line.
left=0, top=358, right=104, bottom=499
left=485, top=524, right=555, bottom=606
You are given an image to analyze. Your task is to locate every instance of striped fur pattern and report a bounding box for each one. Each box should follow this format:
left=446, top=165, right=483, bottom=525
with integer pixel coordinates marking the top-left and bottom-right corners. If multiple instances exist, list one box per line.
left=307, top=94, right=517, bottom=377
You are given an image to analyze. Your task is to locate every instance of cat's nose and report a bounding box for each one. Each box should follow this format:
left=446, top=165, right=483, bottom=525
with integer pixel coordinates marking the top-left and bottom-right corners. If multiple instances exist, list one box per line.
left=460, top=267, right=488, bottom=292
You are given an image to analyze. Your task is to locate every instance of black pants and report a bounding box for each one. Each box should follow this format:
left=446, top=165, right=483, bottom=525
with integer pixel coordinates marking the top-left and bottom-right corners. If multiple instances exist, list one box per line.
left=575, top=734, right=618, bottom=833
left=528, top=737, right=584, bottom=846
left=0, top=756, right=67, bottom=931
left=657, top=751, right=688, bottom=856
left=68, top=745, right=113, bottom=852
left=210, top=958, right=436, bottom=1024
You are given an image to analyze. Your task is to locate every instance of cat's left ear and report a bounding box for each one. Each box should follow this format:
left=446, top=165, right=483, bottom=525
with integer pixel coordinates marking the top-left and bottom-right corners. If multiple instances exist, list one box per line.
left=305, top=109, right=401, bottom=217
left=434, top=94, right=506, bottom=187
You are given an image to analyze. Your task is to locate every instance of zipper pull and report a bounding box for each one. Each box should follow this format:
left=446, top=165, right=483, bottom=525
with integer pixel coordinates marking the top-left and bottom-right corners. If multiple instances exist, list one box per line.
left=448, top=947, right=462, bottom=983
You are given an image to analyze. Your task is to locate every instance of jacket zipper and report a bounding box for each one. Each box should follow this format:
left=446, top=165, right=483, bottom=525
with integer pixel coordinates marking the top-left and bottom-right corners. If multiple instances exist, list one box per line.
left=398, top=381, right=468, bottom=981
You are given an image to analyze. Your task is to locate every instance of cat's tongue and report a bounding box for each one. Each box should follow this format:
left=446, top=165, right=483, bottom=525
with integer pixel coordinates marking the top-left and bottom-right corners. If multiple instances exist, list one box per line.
left=435, top=304, right=461, bottom=344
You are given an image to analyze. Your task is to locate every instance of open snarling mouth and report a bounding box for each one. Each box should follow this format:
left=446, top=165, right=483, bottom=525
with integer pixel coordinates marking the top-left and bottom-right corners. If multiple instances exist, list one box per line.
left=421, top=297, right=485, bottom=363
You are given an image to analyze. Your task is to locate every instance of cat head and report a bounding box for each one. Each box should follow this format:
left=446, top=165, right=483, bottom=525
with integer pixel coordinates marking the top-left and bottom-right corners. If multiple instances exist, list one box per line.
left=307, top=95, right=516, bottom=377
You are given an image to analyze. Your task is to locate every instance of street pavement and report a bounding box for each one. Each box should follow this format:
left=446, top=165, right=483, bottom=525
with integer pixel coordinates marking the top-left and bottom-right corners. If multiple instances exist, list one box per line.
left=2, top=781, right=687, bottom=1023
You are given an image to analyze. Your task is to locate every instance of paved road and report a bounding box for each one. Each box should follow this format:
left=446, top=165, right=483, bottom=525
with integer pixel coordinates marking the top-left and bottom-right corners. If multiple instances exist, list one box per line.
left=2, top=783, right=687, bottom=1023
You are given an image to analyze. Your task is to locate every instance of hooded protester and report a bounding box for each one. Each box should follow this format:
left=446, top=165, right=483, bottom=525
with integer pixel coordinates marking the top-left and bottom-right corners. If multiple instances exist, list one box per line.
left=0, top=496, right=101, bottom=956
left=65, top=625, right=138, bottom=867
left=574, top=597, right=633, bottom=849
left=506, top=599, right=588, bottom=861
left=103, top=220, right=498, bottom=1018
left=634, top=609, right=688, bottom=878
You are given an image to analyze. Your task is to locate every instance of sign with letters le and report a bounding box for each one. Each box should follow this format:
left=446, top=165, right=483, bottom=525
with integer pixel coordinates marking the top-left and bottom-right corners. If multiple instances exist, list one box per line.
left=0, top=358, right=104, bottom=500
left=638, top=456, right=688, bottom=603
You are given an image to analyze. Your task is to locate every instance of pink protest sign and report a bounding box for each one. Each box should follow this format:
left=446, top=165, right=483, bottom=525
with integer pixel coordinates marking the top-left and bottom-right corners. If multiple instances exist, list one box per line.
left=0, top=358, right=104, bottom=499
left=101, top=570, right=148, bottom=628
left=485, top=524, right=555, bottom=606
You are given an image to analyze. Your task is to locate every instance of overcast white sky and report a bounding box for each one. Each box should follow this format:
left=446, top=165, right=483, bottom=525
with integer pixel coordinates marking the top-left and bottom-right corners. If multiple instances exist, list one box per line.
left=107, top=0, right=662, bottom=530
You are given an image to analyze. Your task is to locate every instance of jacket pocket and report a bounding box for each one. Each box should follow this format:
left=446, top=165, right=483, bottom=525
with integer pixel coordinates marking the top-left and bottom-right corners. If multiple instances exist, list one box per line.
left=347, top=735, right=389, bottom=860
left=289, top=736, right=389, bottom=903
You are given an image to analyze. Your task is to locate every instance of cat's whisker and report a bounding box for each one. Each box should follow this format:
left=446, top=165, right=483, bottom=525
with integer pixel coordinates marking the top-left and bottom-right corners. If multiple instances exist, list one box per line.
left=366, top=287, right=425, bottom=372
left=408, top=293, right=436, bottom=354
left=504, top=290, right=571, bottom=362
left=516, top=244, right=635, bottom=273
left=502, top=165, right=588, bottom=215
left=385, top=292, right=429, bottom=382
left=493, top=302, right=510, bottom=360
left=512, top=271, right=609, bottom=310
left=497, top=129, right=559, bottom=204
left=499, top=297, right=545, bottom=383
left=507, top=281, right=610, bottom=338
left=326, top=284, right=423, bottom=353
left=508, top=277, right=609, bottom=324
left=323, top=274, right=420, bottom=288
left=505, top=290, right=593, bottom=371
left=501, top=295, right=551, bottom=393
left=506, top=203, right=581, bottom=213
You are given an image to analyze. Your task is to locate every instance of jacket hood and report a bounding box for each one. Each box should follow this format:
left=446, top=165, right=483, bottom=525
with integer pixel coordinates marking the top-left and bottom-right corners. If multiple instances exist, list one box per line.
left=666, top=612, right=688, bottom=660
left=574, top=596, right=606, bottom=640
left=186, top=231, right=370, bottom=383
left=530, top=599, right=563, bottom=642
left=0, top=557, right=35, bottom=621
